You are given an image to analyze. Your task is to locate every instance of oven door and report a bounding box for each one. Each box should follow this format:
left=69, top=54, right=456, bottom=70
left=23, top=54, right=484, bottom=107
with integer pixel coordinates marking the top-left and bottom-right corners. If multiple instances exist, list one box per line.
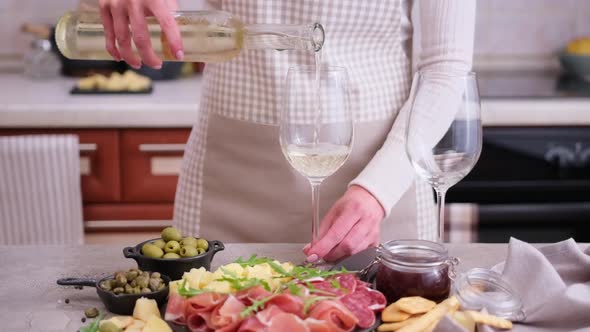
left=447, top=127, right=590, bottom=243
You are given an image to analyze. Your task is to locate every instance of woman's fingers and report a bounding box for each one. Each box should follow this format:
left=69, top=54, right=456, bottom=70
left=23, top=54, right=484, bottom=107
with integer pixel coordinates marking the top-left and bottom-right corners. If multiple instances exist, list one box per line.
left=98, top=0, right=120, bottom=60
left=147, top=0, right=184, bottom=60
left=307, top=208, right=361, bottom=260
left=128, top=1, right=162, bottom=68
left=111, top=2, right=141, bottom=68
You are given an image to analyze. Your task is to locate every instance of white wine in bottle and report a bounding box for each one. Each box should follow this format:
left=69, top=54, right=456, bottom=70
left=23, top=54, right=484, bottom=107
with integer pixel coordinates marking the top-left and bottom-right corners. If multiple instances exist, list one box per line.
left=55, top=11, right=324, bottom=63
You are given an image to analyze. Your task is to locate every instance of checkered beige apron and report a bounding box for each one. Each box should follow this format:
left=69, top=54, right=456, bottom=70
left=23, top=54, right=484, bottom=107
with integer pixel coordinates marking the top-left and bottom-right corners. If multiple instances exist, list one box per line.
left=174, top=0, right=437, bottom=242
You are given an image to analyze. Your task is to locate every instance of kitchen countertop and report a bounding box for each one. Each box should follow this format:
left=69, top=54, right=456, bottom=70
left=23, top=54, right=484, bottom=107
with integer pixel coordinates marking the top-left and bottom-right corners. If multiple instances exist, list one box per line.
left=1, top=242, right=588, bottom=332
left=1, top=72, right=590, bottom=128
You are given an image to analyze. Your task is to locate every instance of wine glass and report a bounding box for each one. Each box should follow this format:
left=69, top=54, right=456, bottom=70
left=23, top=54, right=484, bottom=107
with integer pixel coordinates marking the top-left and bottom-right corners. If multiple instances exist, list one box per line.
left=405, top=71, right=482, bottom=243
left=280, top=65, right=353, bottom=261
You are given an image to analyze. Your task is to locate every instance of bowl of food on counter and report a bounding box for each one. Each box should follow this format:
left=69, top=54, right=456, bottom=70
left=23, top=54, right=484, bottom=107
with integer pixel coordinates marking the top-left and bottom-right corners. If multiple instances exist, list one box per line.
left=559, top=37, right=590, bottom=81
left=57, top=268, right=170, bottom=315
left=123, top=227, right=224, bottom=280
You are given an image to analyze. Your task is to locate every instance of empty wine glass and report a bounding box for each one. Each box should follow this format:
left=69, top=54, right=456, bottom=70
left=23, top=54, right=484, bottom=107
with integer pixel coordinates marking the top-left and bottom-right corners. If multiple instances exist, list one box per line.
left=405, top=71, right=482, bottom=243
left=280, top=65, right=353, bottom=260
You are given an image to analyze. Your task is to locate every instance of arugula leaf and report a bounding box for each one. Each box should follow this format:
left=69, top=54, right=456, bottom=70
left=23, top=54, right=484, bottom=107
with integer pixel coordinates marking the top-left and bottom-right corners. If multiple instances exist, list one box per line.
left=178, top=279, right=208, bottom=297
left=220, top=267, right=239, bottom=278
left=267, top=261, right=288, bottom=275
left=287, top=283, right=303, bottom=296
left=303, top=296, right=337, bottom=314
left=218, top=276, right=271, bottom=292
left=330, top=279, right=341, bottom=289
left=79, top=313, right=103, bottom=332
left=240, top=295, right=277, bottom=318
left=233, top=254, right=273, bottom=267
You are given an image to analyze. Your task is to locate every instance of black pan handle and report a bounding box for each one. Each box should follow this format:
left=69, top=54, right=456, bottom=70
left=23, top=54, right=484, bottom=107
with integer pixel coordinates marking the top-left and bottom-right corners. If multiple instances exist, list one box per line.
left=123, top=246, right=140, bottom=259
left=210, top=240, right=225, bottom=253
left=57, top=278, right=97, bottom=288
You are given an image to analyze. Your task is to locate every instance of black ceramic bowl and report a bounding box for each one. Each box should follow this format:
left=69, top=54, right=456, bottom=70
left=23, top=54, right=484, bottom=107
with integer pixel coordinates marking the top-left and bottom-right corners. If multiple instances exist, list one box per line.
left=123, top=239, right=224, bottom=280
left=57, top=273, right=170, bottom=315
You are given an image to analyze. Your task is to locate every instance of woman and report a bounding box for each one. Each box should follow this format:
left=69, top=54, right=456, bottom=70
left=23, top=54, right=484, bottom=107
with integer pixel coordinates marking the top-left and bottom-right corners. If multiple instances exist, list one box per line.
left=99, top=0, right=475, bottom=262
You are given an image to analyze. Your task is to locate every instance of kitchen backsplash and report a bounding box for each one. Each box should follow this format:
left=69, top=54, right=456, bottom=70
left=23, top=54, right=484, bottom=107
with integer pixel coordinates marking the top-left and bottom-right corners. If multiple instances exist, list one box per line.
left=1, top=0, right=589, bottom=59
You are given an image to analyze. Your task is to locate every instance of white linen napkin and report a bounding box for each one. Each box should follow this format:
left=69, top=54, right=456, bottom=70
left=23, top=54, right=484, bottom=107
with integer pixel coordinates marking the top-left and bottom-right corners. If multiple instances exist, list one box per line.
left=435, top=238, right=590, bottom=332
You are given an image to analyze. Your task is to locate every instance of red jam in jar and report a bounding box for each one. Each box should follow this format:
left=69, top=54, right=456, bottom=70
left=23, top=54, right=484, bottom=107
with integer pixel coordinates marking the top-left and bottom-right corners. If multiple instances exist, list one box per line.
left=375, top=240, right=457, bottom=303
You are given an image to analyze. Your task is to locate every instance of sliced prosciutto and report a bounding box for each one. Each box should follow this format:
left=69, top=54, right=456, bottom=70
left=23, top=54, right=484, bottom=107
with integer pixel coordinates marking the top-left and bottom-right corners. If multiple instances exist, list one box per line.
left=268, top=313, right=309, bottom=332
left=165, top=293, right=187, bottom=325
left=307, top=300, right=358, bottom=332
left=210, top=295, right=247, bottom=329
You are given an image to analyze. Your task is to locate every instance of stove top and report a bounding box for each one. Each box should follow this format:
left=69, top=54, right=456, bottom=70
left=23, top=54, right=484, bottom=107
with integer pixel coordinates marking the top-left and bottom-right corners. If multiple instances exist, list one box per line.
left=478, top=72, right=590, bottom=98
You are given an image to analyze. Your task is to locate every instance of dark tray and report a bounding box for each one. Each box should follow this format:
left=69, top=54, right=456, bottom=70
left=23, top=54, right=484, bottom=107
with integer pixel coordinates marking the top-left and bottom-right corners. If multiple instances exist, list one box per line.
left=70, top=86, right=153, bottom=95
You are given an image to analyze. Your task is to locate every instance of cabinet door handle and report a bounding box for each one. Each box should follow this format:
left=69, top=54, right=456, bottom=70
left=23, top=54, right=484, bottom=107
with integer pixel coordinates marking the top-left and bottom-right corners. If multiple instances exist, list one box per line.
left=139, top=143, right=186, bottom=153
left=79, top=143, right=97, bottom=152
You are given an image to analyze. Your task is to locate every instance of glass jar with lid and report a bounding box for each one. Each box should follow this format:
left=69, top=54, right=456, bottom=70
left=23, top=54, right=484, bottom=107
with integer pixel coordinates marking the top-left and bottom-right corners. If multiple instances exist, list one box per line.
left=373, top=240, right=459, bottom=303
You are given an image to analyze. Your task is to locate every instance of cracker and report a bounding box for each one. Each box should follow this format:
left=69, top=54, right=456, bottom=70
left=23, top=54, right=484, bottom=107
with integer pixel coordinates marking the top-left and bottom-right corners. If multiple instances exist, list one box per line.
left=464, top=311, right=513, bottom=329
left=396, top=297, right=460, bottom=332
left=377, top=316, right=421, bottom=331
left=423, top=321, right=438, bottom=332
left=394, top=296, right=437, bottom=315
left=382, top=304, right=412, bottom=322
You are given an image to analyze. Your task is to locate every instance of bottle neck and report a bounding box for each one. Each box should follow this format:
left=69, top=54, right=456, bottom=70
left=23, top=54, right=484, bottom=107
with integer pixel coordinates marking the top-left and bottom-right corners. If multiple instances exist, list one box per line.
left=243, top=23, right=324, bottom=52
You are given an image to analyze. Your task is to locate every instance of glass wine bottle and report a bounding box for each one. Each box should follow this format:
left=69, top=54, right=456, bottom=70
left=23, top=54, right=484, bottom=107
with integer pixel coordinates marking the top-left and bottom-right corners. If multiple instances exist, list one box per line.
left=55, top=10, right=324, bottom=63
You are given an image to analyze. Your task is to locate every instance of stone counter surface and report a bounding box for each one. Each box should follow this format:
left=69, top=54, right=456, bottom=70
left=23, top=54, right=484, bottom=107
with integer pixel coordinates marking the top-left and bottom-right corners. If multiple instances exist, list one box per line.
left=1, top=73, right=590, bottom=128
left=2, top=243, right=588, bottom=332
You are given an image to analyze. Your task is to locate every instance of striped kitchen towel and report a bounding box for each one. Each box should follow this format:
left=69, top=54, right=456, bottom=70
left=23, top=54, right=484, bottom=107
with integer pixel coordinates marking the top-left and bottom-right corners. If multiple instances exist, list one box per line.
left=0, top=135, right=84, bottom=245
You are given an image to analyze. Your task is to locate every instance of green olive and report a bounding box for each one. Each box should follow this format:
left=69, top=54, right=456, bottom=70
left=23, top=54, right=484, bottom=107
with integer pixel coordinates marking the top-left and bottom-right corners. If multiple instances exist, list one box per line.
left=197, top=247, right=206, bottom=255
left=163, top=253, right=181, bottom=259
left=151, top=239, right=167, bottom=249
left=180, top=246, right=198, bottom=257
left=161, top=227, right=182, bottom=242
left=99, top=321, right=123, bottom=332
left=196, top=239, right=209, bottom=251
left=180, top=237, right=198, bottom=248
left=164, top=240, right=181, bottom=254
left=142, top=243, right=164, bottom=259
left=84, top=307, right=99, bottom=318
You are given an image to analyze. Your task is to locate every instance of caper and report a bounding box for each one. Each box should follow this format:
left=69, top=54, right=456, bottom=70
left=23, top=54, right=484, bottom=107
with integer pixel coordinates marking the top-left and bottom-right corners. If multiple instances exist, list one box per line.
left=99, top=321, right=122, bottom=332
left=115, top=275, right=127, bottom=287
left=136, top=276, right=149, bottom=289
left=150, top=272, right=161, bottom=279
left=130, top=279, right=137, bottom=288
left=141, top=271, right=150, bottom=279
left=196, top=239, right=209, bottom=251
left=197, top=247, right=206, bottom=255
left=125, top=270, right=139, bottom=281
left=141, top=287, right=152, bottom=294
left=124, top=284, right=133, bottom=294
left=161, top=226, right=182, bottom=242
left=84, top=307, right=99, bottom=318
left=157, top=283, right=166, bottom=291
left=133, top=287, right=141, bottom=294
left=149, top=278, right=161, bottom=292
left=112, top=287, right=124, bottom=294
left=99, top=281, right=111, bottom=291
left=180, top=246, right=198, bottom=257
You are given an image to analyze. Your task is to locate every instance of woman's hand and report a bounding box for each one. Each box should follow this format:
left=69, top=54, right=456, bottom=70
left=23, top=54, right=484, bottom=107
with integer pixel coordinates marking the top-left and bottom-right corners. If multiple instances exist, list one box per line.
left=303, top=185, right=385, bottom=262
left=98, top=0, right=183, bottom=69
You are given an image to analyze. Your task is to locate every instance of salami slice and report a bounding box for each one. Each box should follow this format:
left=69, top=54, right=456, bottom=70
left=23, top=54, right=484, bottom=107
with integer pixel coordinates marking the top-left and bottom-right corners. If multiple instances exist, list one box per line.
left=339, top=293, right=376, bottom=329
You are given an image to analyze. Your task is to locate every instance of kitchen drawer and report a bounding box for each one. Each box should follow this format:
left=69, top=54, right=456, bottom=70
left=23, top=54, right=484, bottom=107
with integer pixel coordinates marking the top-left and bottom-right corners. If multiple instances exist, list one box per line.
left=121, top=129, right=190, bottom=202
left=0, top=129, right=121, bottom=202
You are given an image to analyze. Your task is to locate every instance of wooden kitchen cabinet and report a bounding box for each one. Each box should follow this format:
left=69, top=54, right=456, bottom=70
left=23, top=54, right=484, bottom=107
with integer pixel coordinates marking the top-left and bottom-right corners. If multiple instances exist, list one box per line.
left=0, top=128, right=191, bottom=225
left=121, top=129, right=190, bottom=202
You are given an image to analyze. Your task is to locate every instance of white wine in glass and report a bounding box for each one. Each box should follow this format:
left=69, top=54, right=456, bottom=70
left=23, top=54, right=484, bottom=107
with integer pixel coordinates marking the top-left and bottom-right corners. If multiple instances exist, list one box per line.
left=405, top=71, right=482, bottom=243
left=280, top=66, right=353, bottom=260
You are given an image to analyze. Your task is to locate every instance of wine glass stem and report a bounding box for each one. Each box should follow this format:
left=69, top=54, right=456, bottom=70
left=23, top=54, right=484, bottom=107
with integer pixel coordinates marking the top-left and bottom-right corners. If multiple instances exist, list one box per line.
left=310, top=181, right=322, bottom=245
left=435, top=188, right=447, bottom=243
